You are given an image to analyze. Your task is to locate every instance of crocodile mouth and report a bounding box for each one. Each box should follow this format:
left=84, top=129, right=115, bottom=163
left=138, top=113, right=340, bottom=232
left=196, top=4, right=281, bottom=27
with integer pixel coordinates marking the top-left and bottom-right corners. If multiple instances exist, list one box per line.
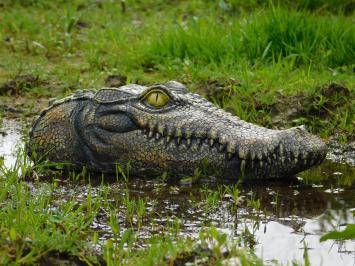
left=139, top=124, right=327, bottom=173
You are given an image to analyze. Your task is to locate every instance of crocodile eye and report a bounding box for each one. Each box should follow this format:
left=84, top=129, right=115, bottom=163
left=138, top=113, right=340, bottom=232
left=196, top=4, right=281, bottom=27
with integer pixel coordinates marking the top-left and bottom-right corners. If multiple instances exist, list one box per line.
left=144, top=89, right=170, bottom=108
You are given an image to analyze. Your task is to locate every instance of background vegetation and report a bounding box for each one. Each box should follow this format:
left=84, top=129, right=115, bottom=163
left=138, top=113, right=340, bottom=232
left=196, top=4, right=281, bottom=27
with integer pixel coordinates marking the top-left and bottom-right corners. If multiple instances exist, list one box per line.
left=0, top=0, right=354, bottom=141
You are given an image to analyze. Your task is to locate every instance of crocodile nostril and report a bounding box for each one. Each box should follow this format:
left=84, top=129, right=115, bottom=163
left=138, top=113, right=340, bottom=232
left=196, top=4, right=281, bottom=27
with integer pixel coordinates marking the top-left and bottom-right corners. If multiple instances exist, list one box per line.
left=294, top=125, right=308, bottom=134
left=297, top=125, right=306, bottom=130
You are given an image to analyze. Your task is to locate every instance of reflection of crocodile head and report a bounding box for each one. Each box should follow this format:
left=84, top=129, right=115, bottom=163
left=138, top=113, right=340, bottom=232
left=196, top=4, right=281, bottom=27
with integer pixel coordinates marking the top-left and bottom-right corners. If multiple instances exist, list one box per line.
left=245, top=182, right=329, bottom=219
left=28, top=81, right=327, bottom=179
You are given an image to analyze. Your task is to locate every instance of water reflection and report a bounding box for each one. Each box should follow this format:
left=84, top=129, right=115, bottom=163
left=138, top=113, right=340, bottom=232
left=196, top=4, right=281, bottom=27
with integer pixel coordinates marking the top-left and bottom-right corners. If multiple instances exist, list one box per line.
left=0, top=119, right=22, bottom=169
left=36, top=171, right=353, bottom=266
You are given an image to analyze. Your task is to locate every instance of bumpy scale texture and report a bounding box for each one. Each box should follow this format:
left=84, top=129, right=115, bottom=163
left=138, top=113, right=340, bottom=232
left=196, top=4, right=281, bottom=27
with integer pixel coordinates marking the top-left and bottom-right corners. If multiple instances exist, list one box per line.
left=28, top=81, right=327, bottom=179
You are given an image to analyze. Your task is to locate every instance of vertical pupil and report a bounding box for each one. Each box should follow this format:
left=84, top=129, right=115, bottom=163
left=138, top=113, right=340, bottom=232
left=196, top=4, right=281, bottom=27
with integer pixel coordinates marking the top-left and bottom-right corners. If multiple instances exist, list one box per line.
left=145, top=91, right=168, bottom=107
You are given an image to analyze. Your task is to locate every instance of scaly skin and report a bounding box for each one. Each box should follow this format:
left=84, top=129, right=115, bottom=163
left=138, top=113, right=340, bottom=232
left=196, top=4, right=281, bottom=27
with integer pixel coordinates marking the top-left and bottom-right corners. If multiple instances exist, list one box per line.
left=28, top=81, right=327, bottom=179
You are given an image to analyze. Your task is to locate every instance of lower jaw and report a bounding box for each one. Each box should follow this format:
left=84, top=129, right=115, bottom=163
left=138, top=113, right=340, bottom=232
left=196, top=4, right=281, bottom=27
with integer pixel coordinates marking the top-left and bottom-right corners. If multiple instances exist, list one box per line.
left=84, top=145, right=324, bottom=179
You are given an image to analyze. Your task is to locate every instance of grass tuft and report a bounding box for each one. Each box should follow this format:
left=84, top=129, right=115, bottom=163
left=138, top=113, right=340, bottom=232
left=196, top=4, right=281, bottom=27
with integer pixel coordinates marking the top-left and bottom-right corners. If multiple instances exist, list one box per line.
left=136, top=7, right=354, bottom=70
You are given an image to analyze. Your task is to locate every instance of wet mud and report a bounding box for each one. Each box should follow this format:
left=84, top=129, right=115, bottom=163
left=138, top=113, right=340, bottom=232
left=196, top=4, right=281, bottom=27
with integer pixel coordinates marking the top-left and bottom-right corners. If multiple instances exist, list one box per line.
left=0, top=75, right=42, bottom=96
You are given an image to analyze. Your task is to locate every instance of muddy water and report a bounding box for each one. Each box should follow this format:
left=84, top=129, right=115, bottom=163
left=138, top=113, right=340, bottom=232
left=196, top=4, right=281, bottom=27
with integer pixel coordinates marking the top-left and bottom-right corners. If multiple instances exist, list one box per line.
left=1, top=119, right=354, bottom=265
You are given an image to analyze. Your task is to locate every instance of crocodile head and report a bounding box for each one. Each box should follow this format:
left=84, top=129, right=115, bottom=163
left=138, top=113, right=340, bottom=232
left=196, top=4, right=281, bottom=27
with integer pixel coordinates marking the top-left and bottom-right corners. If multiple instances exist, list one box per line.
left=29, top=81, right=327, bottom=179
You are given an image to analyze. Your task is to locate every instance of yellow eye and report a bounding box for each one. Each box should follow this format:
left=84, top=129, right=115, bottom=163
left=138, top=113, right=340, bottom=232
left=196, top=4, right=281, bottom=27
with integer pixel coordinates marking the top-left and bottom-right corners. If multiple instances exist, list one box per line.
left=144, top=90, right=170, bottom=108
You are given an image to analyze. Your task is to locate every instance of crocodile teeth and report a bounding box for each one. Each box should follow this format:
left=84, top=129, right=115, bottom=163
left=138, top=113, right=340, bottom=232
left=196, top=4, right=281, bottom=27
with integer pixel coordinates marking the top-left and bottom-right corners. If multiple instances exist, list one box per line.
left=196, top=139, right=201, bottom=145
left=218, top=143, right=225, bottom=152
left=268, top=146, right=274, bottom=154
left=227, top=153, right=232, bottom=159
left=209, top=139, right=214, bottom=147
left=166, top=136, right=172, bottom=143
left=238, top=149, right=246, bottom=159
left=250, top=152, right=256, bottom=161
left=186, top=138, right=191, bottom=146
left=263, top=150, right=269, bottom=159
left=259, top=161, right=263, bottom=168
left=185, top=130, right=192, bottom=139
left=301, top=152, right=307, bottom=160
left=209, top=129, right=218, bottom=139
left=148, top=130, right=154, bottom=138
left=157, top=125, right=165, bottom=135
left=280, top=156, right=285, bottom=164
left=226, top=143, right=233, bottom=153
left=256, top=152, right=263, bottom=161
left=267, top=157, right=271, bottom=164
left=155, top=133, right=160, bottom=140
left=240, top=160, right=246, bottom=172
left=175, top=128, right=182, bottom=137
left=177, top=137, right=181, bottom=145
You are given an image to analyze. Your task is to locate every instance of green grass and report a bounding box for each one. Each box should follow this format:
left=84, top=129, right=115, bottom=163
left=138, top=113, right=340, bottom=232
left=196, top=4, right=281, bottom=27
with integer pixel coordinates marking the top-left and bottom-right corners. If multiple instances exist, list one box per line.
left=0, top=151, right=100, bottom=264
left=0, top=0, right=354, bottom=264
left=135, top=9, right=353, bottom=68
left=320, top=224, right=355, bottom=242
